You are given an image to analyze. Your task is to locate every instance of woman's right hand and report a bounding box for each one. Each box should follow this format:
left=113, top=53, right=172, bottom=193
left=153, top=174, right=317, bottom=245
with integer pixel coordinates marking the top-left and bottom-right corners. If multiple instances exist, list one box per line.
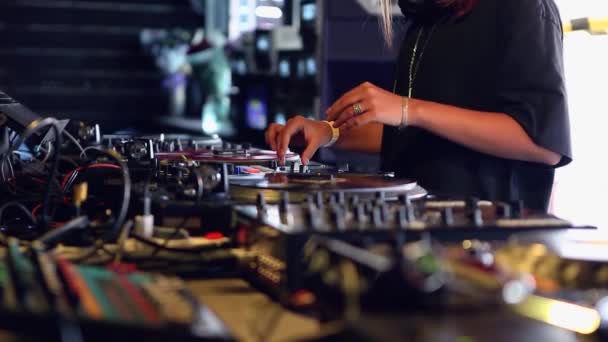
left=265, top=116, right=333, bottom=165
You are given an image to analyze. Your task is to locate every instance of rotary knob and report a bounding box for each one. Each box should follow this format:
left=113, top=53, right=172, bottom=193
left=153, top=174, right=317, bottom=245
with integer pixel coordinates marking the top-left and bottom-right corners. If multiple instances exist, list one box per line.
left=349, top=194, right=360, bottom=208
left=329, top=206, right=346, bottom=231
left=395, top=207, right=409, bottom=229
left=375, top=191, right=386, bottom=204
left=355, top=203, right=366, bottom=224
left=442, top=207, right=455, bottom=226
left=314, top=192, right=324, bottom=209
left=372, top=206, right=383, bottom=227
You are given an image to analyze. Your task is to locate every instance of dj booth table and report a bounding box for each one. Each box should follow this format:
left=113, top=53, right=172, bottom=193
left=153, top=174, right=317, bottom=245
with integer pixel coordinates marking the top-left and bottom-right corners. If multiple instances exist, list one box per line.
left=187, top=279, right=590, bottom=342
left=0, top=271, right=595, bottom=342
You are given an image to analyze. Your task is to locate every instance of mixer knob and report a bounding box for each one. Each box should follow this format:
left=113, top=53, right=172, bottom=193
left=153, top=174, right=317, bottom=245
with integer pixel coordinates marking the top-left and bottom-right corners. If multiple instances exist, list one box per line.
left=379, top=203, right=389, bottom=222
left=355, top=204, right=366, bottom=223
left=349, top=195, right=360, bottom=208
left=396, top=207, right=409, bottom=228
left=442, top=207, right=455, bottom=226
left=306, top=195, right=315, bottom=207
left=470, top=207, right=483, bottom=227
left=314, top=192, right=324, bottom=209
left=205, top=145, right=215, bottom=151
left=270, top=160, right=279, bottom=169
left=242, top=143, right=252, bottom=150
left=330, top=206, right=346, bottom=231
left=399, top=194, right=412, bottom=206
left=279, top=192, right=289, bottom=214
left=496, top=202, right=512, bottom=219
left=335, top=192, right=346, bottom=206
left=290, top=163, right=296, bottom=173
left=176, top=138, right=184, bottom=151
left=375, top=191, right=386, bottom=204
left=405, top=201, right=416, bottom=222
left=372, top=207, right=383, bottom=227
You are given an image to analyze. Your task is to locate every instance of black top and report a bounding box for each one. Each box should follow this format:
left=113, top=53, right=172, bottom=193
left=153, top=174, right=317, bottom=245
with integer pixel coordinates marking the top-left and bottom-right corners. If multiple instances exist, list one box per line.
left=381, top=0, right=572, bottom=211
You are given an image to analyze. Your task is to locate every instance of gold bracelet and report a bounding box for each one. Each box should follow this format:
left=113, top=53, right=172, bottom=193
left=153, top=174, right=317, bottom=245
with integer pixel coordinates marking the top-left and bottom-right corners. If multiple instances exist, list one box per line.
left=399, top=97, right=410, bottom=130
left=322, top=121, right=340, bottom=147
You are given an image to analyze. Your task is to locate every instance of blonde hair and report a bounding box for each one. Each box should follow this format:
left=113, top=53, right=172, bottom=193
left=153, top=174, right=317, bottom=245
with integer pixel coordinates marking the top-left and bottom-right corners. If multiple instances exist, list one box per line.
left=379, top=0, right=395, bottom=47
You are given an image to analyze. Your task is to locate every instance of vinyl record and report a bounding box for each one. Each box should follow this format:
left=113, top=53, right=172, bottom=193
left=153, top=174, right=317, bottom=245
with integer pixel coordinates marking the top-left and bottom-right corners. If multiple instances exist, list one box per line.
left=155, top=148, right=300, bottom=164
left=230, top=173, right=425, bottom=203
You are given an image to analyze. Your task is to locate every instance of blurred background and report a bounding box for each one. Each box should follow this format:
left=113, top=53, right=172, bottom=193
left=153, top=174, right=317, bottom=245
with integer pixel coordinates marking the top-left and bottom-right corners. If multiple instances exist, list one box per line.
left=0, top=0, right=605, bottom=228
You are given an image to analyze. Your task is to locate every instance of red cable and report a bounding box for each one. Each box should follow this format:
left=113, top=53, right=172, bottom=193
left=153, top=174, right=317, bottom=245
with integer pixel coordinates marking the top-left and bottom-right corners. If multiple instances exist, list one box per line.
left=61, top=164, right=122, bottom=190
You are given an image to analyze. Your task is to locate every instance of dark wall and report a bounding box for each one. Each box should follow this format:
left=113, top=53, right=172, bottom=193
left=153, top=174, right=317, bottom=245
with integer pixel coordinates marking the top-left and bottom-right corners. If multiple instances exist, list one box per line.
left=320, top=1, right=407, bottom=112
left=0, top=0, right=202, bottom=132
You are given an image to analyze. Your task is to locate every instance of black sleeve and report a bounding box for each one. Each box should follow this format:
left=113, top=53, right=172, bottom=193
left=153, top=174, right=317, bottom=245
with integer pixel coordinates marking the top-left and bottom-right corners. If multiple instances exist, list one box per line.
left=496, top=0, right=572, bottom=167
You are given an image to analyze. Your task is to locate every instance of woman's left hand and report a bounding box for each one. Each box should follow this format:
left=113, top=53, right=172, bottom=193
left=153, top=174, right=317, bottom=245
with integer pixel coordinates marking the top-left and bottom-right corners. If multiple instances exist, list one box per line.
left=326, top=82, right=404, bottom=131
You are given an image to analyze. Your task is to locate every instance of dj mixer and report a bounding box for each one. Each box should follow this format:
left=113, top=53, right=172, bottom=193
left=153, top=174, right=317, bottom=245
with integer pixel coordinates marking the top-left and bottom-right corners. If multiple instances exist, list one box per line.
left=0, top=127, right=602, bottom=341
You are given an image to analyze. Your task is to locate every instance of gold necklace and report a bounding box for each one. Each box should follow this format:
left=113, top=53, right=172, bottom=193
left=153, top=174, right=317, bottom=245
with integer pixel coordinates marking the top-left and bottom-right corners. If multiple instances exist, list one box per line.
left=406, top=24, right=438, bottom=98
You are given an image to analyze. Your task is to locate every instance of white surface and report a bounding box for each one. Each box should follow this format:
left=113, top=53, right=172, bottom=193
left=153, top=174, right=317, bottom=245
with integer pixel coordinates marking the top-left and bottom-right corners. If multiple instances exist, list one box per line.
left=551, top=2, right=608, bottom=230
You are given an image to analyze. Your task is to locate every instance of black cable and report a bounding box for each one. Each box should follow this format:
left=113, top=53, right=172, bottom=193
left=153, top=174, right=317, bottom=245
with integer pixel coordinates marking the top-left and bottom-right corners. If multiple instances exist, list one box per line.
left=0, top=201, right=36, bottom=224
left=80, top=147, right=131, bottom=242
left=1, top=118, right=63, bottom=228
left=131, top=233, right=228, bottom=254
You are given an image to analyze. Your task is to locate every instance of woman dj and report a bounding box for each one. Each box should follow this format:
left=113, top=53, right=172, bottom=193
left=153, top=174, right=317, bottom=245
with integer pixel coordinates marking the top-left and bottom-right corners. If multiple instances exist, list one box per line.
left=265, top=0, right=571, bottom=211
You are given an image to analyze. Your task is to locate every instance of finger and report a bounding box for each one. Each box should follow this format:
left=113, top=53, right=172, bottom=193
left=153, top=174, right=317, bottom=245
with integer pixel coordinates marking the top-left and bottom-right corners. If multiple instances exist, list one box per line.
left=340, top=111, right=376, bottom=131
left=326, top=84, right=368, bottom=120
left=277, top=119, right=305, bottom=164
left=333, top=100, right=372, bottom=128
left=267, top=125, right=282, bottom=151
left=300, top=140, right=321, bottom=165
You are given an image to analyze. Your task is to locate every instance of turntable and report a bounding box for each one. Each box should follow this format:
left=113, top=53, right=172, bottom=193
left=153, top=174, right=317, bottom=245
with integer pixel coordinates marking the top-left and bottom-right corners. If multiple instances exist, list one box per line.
left=229, top=172, right=427, bottom=203
left=155, top=144, right=300, bottom=165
